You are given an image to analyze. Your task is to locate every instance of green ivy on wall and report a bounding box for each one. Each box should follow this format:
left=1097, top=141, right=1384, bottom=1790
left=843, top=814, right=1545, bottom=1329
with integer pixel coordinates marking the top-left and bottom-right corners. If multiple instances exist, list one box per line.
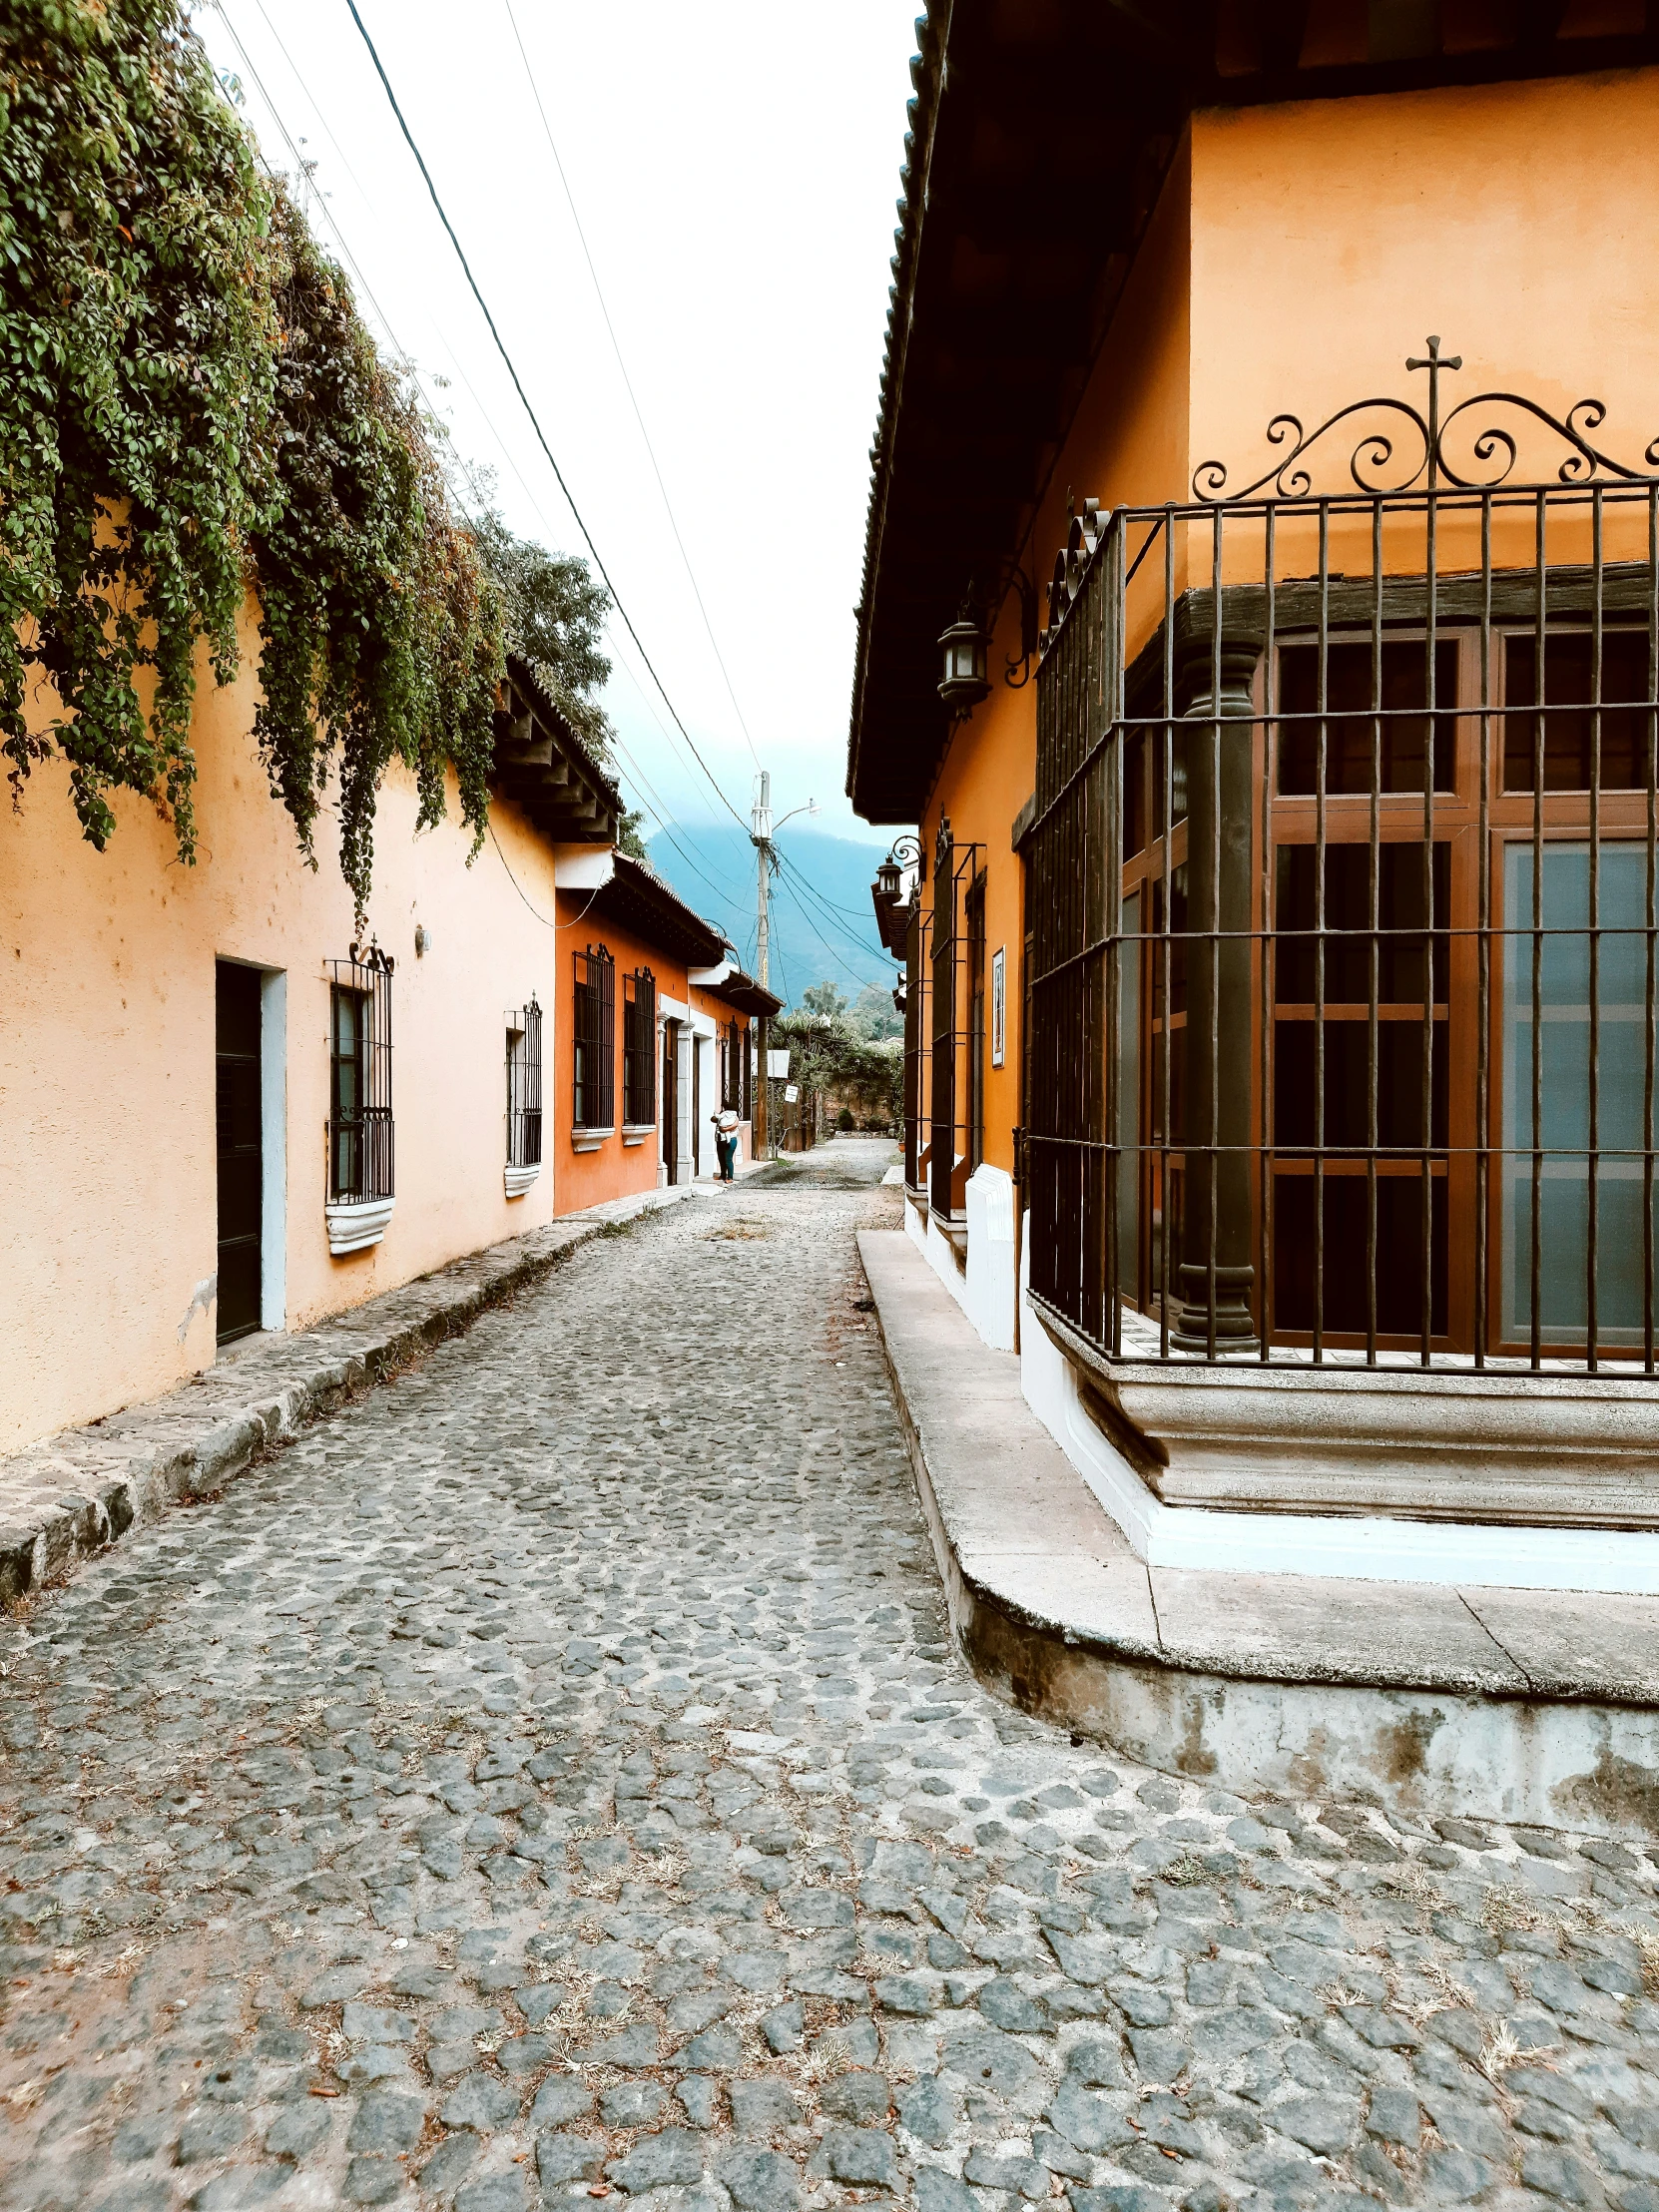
left=0, top=0, right=504, bottom=916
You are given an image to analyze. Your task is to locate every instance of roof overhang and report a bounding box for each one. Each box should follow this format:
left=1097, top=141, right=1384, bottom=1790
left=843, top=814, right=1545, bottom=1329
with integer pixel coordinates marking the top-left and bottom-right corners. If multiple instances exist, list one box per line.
left=493, top=655, right=621, bottom=844
left=702, top=966, right=784, bottom=1018
left=845, top=0, right=1659, bottom=828
left=587, top=851, right=728, bottom=968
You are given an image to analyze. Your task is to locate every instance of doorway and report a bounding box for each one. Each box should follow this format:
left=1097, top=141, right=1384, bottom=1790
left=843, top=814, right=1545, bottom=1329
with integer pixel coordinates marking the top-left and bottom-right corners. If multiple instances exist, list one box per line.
left=692, top=1033, right=703, bottom=1175
left=216, top=961, right=263, bottom=1343
left=662, top=1022, right=679, bottom=1181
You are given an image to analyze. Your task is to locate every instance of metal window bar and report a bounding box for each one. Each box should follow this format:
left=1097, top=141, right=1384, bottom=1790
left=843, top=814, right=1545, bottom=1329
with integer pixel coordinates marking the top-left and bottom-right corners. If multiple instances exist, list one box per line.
left=506, top=995, right=543, bottom=1167
left=623, top=968, right=657, bottom=1126
left=328, top=943, right=393, bottom=1203
left=966, top=871, right=988, bottom=1174
left=1025, top=368, right=1659, bottom=1376
left=573, top=944, right=616, bottom=1130
left=928, top=819, right=985, bottom=1221
left=903, top=901, right=929, bottom=1196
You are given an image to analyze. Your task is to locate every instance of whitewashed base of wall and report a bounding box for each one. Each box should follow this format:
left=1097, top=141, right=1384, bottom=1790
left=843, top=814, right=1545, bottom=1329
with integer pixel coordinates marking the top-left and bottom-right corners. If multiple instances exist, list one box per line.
left=1018, top=1215, right=1659, bottom=1600
left=904, top=1163, right=1018, bottom=1354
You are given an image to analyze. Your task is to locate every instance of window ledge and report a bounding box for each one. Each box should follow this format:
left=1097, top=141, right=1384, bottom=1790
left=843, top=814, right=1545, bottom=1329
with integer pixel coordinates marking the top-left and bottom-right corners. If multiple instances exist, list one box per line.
left=325, top=1195, right=395, bottom=1256
left=504, top=1162, right=541, bottom=1198
left=621, top=1122, right=656, bottom=1148
left=571, top=1128, right=614, bottom=1153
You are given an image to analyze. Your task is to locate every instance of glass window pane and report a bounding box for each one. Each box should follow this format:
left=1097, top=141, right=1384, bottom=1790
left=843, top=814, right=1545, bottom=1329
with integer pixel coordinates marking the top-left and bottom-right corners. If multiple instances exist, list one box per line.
left=1502, top=841, right=1652, bottom=1343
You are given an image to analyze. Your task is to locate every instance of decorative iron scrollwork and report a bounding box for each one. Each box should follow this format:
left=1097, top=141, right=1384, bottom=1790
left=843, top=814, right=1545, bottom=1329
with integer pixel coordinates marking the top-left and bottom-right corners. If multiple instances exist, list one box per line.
left=1192, top=334, right=1659, bottom=502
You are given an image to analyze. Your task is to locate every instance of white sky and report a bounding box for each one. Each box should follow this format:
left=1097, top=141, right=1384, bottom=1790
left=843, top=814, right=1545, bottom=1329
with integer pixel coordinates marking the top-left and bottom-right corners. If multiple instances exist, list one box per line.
left=194, top=0, right=919, bottom=861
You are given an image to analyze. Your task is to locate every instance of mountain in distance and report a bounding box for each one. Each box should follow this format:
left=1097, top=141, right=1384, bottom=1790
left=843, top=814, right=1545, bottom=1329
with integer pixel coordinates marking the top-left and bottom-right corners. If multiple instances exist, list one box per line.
left=643, top=819, right=900, bottom=1010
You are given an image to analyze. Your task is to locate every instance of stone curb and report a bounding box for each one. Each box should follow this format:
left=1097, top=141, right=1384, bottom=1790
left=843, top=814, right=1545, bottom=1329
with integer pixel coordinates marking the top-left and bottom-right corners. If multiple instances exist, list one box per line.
left=856, top=1226, right=1659, bottom=1835
left=0, top=1184, right=697, bottom=1606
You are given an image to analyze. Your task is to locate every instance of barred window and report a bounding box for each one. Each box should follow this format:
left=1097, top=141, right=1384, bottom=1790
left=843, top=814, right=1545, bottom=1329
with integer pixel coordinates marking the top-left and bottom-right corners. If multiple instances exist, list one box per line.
left=328, top=944, right=393, bottom=1203
left=573, top=945, right=615, bottom=1131
left=1030, top=463, right=1659, bottom=1372
left=623, top=968, right=657, bottom=1126
left=507, top=996, right=543, bottom=1167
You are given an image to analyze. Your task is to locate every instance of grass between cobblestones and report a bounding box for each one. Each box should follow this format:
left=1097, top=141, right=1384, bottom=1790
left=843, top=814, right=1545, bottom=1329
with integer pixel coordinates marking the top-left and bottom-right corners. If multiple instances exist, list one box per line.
left=3, top=1139, right=1659, bottom=2212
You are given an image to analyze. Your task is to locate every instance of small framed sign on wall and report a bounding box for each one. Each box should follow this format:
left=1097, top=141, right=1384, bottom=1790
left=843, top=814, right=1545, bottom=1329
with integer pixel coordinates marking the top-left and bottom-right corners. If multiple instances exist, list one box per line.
left=991, top=946, right=1006, bottom=1067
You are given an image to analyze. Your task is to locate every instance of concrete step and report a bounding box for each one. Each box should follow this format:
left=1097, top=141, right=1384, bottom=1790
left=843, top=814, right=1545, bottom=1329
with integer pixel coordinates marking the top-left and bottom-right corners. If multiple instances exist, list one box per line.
left=857, top=1226, right=1659, bottom=1839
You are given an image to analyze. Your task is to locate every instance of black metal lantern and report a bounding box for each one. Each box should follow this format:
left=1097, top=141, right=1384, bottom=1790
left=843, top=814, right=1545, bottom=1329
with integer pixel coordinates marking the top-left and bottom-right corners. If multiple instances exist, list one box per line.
left=937, top=609, right=990, bottom=712
left=875, top=855, right=903, bottom=901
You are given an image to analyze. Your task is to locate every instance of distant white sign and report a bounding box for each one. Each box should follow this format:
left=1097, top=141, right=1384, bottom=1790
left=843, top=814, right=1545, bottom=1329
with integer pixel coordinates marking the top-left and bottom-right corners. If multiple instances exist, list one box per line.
left=767, top=1050, right=791, bottom=1078
left=783, top=1083, right=800, bottom=1103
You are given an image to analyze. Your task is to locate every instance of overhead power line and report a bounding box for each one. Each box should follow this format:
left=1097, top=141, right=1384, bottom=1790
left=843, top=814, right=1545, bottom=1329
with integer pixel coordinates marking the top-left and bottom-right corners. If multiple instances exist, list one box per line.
left=774, top=868, right=876, bottom=991
left=343, top=0, right=750, bottom=835
left=499, top=0, right=763, bottom=774
left=235, top=1, right=856, bottom=955
left=214, top=1, right=761, bottom=929
left=773, top=848, right=885, bottom=964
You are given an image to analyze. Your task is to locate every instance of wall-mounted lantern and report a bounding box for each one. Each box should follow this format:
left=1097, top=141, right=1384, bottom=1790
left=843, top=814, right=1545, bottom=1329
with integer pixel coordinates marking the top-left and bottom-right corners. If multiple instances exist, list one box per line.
left=937, top=609, right=990, bottom=714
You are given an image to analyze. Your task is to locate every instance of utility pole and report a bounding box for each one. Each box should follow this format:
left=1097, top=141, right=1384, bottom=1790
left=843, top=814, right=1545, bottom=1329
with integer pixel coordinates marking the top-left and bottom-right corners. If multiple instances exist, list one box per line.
left=753, top=769, right=772, bottom=990
left=753, top=771, right=773, bottom=1156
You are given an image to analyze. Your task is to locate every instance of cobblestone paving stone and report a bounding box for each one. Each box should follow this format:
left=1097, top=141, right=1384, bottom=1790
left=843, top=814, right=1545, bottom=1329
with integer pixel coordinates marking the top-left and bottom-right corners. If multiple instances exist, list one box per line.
left=6, top=1134, right=1659, bottom=2212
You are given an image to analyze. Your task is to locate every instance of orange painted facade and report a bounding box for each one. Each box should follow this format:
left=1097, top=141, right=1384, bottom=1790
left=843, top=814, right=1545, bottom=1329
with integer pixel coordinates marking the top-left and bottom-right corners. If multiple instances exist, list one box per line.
left=911, top=66, right=1659, bottom=1195
left=552, top=900, right=681, bottom=1216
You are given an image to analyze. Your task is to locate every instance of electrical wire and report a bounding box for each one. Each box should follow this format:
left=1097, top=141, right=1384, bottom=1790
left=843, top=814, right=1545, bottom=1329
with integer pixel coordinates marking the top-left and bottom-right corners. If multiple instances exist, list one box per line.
left=216, top=0, right=761, bottom=927
left=500, top=0, right=763, bottom=774
left=225, top=0, right=858, bottom=961
left=773, top=847, right=884, bottom=962
left=343, top=0, right=751, bottom=834
left=773, top=867, right=881, bottom=991
left=487, top=823, right=603, bottom=931
left=773, top=843, right=888, bottom=934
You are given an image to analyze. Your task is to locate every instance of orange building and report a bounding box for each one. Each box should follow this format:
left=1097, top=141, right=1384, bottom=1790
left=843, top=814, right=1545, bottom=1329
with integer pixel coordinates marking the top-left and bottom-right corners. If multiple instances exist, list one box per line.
left=552, top=845, right=777, bottom=1211
left=1, top=643, right=772, bottom=1457
left=850, top=6, right=1659, bottom=1591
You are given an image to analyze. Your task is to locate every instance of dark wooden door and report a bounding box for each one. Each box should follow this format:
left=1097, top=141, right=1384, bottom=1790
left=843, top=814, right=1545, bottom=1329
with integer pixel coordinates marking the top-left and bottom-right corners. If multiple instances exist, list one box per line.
left=662, top=1024, right=678, bottom=1180
left=216, top=962, right=263, bottom=1343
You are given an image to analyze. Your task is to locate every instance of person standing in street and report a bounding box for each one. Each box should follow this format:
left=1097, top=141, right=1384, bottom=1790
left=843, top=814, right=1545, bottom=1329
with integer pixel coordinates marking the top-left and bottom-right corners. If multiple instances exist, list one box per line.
left=711, top=1102, right=741, bottom=1183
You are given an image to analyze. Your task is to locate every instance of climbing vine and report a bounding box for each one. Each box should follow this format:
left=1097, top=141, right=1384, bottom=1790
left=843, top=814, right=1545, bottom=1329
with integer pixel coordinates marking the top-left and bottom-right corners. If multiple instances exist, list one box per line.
left=251, top=194, right=502, bottom=912
left=0, top=0, right=505, bottom=915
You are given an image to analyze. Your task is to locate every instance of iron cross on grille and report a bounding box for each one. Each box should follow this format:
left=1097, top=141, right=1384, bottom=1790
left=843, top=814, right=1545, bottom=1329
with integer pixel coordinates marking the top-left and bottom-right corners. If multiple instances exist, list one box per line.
left=1406, top=334, right=1462, bottom=491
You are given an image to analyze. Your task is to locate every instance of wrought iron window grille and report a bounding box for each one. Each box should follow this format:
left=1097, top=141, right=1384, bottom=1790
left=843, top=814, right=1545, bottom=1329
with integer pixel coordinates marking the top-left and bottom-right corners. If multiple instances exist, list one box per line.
left=573, top=944, right=616, bottom=1131
left=328, top=942, right=394, bottom=1205
left=623, top=967, right=657, bottom=1127
left=506, top=996, right=543, bottom=1168
left=1025, top=340, right=1659, bottom=1376
left=903, top=902, right=931, bottom=1198
left=926, top=816, right=986, bottom=1221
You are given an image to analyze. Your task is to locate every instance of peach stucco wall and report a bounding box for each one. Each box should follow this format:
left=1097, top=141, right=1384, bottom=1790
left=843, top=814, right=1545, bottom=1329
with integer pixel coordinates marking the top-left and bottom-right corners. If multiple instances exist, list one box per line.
left=1, top=610, right=576, bottom=1455
left=913, top=64, right=1659, bottom=1183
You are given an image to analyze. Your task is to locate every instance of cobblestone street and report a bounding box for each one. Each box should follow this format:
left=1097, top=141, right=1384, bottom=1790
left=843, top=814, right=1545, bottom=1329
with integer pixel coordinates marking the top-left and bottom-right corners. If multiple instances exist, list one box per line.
left=7, top=1134, right=1659, bottom=2212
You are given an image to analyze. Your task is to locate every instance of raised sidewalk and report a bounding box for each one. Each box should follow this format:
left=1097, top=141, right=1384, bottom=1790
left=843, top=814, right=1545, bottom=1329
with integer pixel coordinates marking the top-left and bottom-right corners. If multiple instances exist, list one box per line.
left=0, top=1181, right=725, bottom=1605
left=857, top=1226, right=1659, bottom=1840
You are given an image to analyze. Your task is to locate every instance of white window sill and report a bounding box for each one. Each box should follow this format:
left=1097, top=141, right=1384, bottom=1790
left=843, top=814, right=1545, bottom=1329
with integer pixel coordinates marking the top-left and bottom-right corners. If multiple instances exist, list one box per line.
left=325, top=1195, right=395, bottom=1256
left=571, top=1128, right=614, bottom=1153
left=622, top=1123, right=656, bottom=1148
left=504, top=1162, right=542, bottom=1198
